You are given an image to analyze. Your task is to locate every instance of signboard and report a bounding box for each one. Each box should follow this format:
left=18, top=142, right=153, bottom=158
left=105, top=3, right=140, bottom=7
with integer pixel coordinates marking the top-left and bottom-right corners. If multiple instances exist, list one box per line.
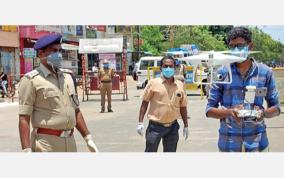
left=185, top=67, right=194, bottom=84
left=87, top=25, right=106, bottom=32
left=23, top=48, right=36, bottom=59
left=99, top=53, right=116, bottom=60
left=0, top=25, right=18, bottom=32
left=99, top=53, right=116, bottom=69
left=185, top=66, right=198, bottom=90
left=24, top=58, right=33, bottom=73
left=109, top=58, right=117, bottom=70
left=35, top=25, right=62, bottom=33
left=86, top=28, right=97, bottom=38
left=62, top=25, right=76, bottom=36
left=76, top=25, right=83, bottom=36
left=79, top=38, right=123, bottom=54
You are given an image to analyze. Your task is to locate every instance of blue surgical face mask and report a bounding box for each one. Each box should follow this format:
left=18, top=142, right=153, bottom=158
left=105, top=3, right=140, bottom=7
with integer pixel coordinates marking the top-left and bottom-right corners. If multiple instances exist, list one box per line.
left=230, top=45, right=249, bottom=63
left=46, top=52, right=63, bottom=69
left=162, top=67, right=175, bottom=78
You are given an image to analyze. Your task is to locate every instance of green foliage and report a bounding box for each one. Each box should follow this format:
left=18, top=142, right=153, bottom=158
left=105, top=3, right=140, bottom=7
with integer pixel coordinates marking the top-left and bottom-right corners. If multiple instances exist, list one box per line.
left=208, top=25, right=234, bottom=43
left=140, top=26, right=163, bottom=55
left=139, top=25, right=284, bottom=62
left=250, top=27, right=284, bottom=62
left=173, top=26, right=227, bottom=51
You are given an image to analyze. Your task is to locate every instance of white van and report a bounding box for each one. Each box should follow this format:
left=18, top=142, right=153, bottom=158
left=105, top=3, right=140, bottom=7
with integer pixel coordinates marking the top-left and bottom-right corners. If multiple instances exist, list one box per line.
left=136, top=56, right=163, bottom=89
left=136, top=56, right=191, bottom=89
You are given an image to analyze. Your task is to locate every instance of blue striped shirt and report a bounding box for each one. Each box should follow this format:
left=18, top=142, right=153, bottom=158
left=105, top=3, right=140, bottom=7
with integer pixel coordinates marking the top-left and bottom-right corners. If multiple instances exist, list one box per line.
left=205, top=59, right=280, bottom=152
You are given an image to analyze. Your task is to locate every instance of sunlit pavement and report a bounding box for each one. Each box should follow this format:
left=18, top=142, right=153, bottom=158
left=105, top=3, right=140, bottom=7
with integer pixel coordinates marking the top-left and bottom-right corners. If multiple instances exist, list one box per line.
left=0, top=76, right=283, bottom=152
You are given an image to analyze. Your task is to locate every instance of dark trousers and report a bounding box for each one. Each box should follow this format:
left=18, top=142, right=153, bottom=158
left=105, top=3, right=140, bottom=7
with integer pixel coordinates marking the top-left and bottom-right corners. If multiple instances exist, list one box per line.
left=145, top=121, right=180, bottom=152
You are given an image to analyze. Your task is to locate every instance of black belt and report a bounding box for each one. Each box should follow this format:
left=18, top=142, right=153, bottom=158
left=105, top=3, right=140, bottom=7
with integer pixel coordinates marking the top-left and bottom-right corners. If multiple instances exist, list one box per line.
left=149, top=120, right=177, bottom=127
left=101, top=80, right=112, bottom=83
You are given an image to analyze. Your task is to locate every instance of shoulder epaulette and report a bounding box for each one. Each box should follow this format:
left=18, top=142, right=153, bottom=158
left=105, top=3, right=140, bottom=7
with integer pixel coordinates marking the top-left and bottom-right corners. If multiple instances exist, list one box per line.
left=24, top=69, right=40, bottom=79
left=60, top=68, right=73, bottom=74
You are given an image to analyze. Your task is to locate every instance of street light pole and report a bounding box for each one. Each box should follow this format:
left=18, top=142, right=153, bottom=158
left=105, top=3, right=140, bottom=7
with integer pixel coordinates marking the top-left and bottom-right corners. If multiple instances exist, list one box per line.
left=137, top=25, right=140, bottom=60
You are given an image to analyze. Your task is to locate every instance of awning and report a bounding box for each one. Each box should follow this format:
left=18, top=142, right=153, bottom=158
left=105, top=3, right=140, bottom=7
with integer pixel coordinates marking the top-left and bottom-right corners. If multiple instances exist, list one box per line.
left=0, top=31, right=19, bottom=47
left=79, top=38, right=123, bottom=54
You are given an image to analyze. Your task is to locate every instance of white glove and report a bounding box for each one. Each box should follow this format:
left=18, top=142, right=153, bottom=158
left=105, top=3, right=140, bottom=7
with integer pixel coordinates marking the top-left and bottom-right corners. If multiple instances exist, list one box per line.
left=137, top=122, right=144, bottom=136
left=84, top=134, right=99, bottom=152
left=183, top=127, right=189, bottom=140
left=22, top=148, right=32, bottom=152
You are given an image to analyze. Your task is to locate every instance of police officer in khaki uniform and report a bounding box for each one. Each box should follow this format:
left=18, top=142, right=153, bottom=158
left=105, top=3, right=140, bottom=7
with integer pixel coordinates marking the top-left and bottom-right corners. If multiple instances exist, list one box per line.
left=18, top=34, right=98, bottom=152
left=98, top=59, right=114, bottom=113
left=137, top=56, right=189, bottom=152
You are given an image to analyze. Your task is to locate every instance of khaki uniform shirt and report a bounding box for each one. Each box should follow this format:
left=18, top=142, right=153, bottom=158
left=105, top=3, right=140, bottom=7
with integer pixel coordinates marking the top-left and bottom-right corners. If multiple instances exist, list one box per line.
left=142, top=77, right=187, bottom=123
left=99, top=68, right=114, bottom=82
left=18, top=63, right=79, bottom=130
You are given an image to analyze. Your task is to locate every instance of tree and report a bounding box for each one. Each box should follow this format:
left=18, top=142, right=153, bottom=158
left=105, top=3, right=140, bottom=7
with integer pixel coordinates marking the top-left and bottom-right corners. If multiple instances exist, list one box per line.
left=250, top=26, right=284, bottom=62
left=138, top=25, right=284, bottom=62
left=140, top=26, right=164, bottom=55
left=208, top=25, right=234, bottom=44
left=161, top=26, right=227, bottom=51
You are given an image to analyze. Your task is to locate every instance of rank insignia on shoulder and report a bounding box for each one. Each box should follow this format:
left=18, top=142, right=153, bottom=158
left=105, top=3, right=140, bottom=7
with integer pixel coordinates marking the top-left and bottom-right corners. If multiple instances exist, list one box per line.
left=60, top=68, right=73, bottom=74
left=25, top=69, right=40, bottom=79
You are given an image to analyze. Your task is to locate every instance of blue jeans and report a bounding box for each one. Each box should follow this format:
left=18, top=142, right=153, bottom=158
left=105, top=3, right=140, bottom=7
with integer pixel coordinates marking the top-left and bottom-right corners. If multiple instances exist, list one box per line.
left=145, top=121, right=180, bottom=152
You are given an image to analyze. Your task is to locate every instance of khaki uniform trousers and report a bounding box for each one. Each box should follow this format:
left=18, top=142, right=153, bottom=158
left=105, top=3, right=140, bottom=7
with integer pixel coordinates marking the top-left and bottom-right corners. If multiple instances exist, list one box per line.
left=31, top=129, right=77, bottom=152
left=100, top=82, right=112, bottom=110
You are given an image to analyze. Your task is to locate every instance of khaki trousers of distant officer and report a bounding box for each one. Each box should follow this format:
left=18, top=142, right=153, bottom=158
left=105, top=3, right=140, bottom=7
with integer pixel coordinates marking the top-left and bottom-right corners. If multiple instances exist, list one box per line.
left=100, top=82, right=112, bottom=110
left=30, top=129, right=77, bottom=152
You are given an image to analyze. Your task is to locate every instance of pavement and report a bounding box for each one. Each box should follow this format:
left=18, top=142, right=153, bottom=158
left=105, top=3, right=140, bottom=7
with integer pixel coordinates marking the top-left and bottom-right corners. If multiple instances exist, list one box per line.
left=0, top=76, right=283, bottom=152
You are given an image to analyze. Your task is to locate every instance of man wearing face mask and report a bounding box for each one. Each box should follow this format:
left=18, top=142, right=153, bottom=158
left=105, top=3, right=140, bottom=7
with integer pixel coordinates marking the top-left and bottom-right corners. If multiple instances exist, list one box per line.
left=137, top=56, right=189, bottom=152
left=206, top=26, right=280, bottom=152
left=98, top=59, right=114, bottom=113
left=18, top=34, right=98, bottom=152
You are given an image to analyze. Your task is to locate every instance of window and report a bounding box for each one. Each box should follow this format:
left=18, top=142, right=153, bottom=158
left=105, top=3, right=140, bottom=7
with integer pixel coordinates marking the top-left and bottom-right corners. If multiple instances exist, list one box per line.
left=139, top=60, right=154, bottom=70
left=157, top=60, right=161, bottom=67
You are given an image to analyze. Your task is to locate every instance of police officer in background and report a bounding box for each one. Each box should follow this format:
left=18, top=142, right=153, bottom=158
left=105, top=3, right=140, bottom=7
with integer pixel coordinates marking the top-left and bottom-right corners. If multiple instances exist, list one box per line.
left=98, top=59, right=114, bottom=113
left=137, top=56, right=189, bottom=152
left=174, top=59, right=186, bottom=83
left=18, top=34, right=98, bottom=152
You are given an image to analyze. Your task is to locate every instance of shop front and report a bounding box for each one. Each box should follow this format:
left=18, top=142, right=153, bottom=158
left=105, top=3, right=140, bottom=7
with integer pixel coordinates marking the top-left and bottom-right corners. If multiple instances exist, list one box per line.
left=0, top=30, right=20, bottom=80
left=19, top=25, right=59, bottom=75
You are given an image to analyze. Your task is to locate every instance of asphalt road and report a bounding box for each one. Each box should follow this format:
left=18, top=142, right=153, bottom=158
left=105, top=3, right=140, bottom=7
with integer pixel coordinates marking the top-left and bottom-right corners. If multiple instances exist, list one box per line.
left=0, top=76, right=283, bottom=152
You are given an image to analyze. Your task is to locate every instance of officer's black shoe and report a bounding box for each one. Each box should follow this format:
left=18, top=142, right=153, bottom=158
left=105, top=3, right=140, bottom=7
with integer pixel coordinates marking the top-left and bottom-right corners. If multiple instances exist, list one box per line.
left=100, top=109, right=105, bottom=113
left=108, top=109, right=113, bottom=112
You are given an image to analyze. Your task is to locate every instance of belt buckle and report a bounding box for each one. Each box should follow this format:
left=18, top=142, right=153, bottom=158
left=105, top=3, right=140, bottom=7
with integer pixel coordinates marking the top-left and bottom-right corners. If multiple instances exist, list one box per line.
left=60, top=130, right=71, bottom=138
left=163, top=123, right=172, bottom=127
